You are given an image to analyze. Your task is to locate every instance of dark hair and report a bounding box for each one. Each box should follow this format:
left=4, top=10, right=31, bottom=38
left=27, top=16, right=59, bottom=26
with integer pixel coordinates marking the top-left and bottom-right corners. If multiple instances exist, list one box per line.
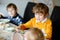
left=32, top=3, right=49, bottom=15
left=6, top=3, right=17, bottom=11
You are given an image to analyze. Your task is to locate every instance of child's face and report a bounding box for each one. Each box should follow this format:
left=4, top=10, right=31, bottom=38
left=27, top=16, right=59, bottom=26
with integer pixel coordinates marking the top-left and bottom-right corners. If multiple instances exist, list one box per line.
left=7, top=7, right=16, bottom=17
left=35, top=12, right=45, bottom=22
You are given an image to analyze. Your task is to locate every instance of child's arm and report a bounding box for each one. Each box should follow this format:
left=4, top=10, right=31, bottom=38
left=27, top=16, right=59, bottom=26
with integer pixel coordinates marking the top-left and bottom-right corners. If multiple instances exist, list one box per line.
left=46, top=25, right=52, bottom=39
left=15, top=25, right=26, bottom=32
left=15, top=18, right=34, bottom=31
left=0, top=14, right=3, bottom=18
left=45, top=20, right=52, bottom=40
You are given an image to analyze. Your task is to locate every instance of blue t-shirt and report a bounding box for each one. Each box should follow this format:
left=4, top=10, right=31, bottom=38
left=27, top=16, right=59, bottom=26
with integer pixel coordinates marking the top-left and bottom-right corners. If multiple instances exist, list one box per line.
left=8, top=14, right=22, bottom=26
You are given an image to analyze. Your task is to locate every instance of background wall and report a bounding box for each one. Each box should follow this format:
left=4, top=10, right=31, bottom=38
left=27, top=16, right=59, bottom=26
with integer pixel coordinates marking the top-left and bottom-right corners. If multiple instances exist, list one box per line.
left=0, top=0, right=33, bottom=17
left=53, top=0, right=60, bottom=6
left=0, top=0, right=60, bottom=18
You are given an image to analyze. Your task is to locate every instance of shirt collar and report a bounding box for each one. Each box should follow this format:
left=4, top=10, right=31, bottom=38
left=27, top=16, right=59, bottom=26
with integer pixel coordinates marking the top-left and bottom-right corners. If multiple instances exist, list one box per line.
left=36, top=18, right=47, bottom=23
left=41, top=18, right=47, bottom=23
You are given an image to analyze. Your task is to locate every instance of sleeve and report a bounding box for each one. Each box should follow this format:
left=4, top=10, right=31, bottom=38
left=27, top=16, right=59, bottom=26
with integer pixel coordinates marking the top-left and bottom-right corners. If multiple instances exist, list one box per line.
left=17, top=14, right=23, bottom=25
left=23, top=18, right=33, bottom=28
left=16, top=16, right=22, bottom=26
left=45, top=20, right=52, bottom=39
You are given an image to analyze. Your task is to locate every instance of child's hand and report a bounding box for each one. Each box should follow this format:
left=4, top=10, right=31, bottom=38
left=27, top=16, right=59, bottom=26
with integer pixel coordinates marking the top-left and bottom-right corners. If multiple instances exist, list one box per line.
left=15, top=26, right=20, bottom=32
left=20, top=25, right=26, bottom=30
left=42, top=29, right=47, bottom=36
left=15, top=25, right=26, bottom=32
left=0, top=14, right=3, bottom=18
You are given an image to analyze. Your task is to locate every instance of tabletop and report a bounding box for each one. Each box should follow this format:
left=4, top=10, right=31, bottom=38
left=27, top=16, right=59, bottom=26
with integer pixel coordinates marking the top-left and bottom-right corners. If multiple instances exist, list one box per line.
left=0, top=23, right=24, bottom=40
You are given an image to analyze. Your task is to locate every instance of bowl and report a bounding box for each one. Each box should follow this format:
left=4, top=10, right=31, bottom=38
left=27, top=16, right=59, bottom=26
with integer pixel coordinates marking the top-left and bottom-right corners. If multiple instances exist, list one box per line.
left=0, top=19, right=10, bottom=24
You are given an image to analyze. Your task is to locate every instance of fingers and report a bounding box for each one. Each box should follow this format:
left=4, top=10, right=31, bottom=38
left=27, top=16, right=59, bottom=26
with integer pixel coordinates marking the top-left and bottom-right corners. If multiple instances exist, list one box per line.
left=20, top=25, right=26, bottom=30
left=15, top=25, right=26, bottom=32
left=15, top=27, right=20, bottom=32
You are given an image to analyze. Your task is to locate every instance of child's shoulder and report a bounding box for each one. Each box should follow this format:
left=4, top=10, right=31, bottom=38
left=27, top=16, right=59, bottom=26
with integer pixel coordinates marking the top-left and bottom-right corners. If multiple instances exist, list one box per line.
left=47, top=18, right=52, bottom=22
left=46, top=18, right=52, bottom=24
left=16, top=14, right=22, bottom=19
left=30, top=17, right=36, bottom=20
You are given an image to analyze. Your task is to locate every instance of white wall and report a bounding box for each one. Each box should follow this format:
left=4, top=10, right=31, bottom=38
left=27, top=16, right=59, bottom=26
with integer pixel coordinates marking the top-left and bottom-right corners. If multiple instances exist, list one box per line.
left=53, top=0, right=60, bottom=6
left=0, top=0, right=33, bottom=17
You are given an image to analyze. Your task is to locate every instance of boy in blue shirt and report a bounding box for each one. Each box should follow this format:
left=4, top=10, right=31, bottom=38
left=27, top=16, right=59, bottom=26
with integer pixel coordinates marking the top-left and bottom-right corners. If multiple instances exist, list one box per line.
left=6, top=3, right=22, bottom=26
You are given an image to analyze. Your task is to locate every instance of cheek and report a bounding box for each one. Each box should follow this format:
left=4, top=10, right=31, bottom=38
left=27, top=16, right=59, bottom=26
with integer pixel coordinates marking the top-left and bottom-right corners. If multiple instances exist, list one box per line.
left=35, top=15, right=43, bottom=20
left=35, top=15, right=39, bottom=19
left=12, top=10, right=15, bottom=13
left=8, top=12, right=14, bottom=16
left=39, top=16, right=44, bottom=21
left=39, top=16, right=43, bottom=19
left=12, top=11, right=16, bottom=15
left=8, top=12, right=12, bottom=15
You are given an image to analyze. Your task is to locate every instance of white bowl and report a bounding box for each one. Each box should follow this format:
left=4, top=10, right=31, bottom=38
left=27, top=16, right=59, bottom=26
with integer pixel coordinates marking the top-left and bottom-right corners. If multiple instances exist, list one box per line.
left=0, top=19, right=10, bottom=24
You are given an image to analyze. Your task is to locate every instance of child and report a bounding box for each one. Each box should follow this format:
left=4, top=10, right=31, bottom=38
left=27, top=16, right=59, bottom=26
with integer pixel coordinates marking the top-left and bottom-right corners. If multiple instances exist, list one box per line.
left=24, top=28, right=44, bottom=40
left=0, top=14, right=3, bottom=18
left=0, top=13, right=7, bottom=19
left=6, top=3, right=22, bottom=26
left=16, top=3, right=52, bottom=40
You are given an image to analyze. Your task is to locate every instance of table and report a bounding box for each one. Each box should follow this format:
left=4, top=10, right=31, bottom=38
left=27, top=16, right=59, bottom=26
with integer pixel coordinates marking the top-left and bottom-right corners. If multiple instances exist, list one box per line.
left=0, top=23, right=24, bottom=40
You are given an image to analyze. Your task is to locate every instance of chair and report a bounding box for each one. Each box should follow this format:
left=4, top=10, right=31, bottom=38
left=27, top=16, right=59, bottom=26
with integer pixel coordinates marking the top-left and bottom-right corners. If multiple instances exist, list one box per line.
left=23, top=2, right=36, bottom=23
left=50, top=6, right=60, bottom=40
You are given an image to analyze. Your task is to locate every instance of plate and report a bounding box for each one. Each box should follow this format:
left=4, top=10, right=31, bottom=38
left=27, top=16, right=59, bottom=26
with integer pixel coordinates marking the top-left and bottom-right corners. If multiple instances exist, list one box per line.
left=5, top=27, right=15, bottom=32
left=0, top=19, right=10, bottom=24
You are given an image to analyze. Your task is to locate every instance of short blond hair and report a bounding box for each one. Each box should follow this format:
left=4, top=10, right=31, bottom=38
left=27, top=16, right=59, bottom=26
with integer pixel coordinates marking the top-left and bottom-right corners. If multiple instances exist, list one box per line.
left=32, top=3, right=49, bottom=15
left=24, top=28, right=44, bottom=40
